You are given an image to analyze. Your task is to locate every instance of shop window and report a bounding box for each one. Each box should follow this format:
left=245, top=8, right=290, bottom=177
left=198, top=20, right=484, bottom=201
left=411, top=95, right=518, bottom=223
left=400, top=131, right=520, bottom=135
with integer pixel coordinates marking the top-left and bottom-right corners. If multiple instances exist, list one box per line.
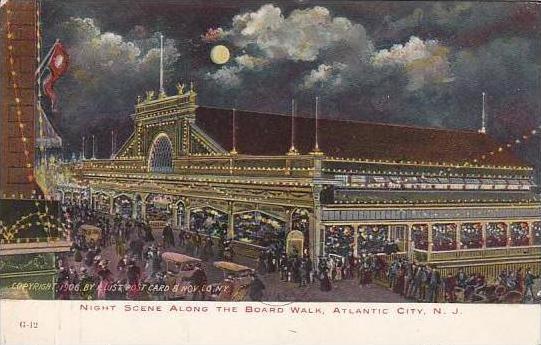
left=233, top=211, right=285, bottom=249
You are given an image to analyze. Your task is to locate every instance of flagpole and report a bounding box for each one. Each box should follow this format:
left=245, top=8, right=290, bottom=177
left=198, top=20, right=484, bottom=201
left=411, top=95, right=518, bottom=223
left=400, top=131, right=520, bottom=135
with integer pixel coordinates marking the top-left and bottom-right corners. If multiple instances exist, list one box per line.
left=35, top=38, right=59, bottom=77
left=159, top=34, right=164, bottom=96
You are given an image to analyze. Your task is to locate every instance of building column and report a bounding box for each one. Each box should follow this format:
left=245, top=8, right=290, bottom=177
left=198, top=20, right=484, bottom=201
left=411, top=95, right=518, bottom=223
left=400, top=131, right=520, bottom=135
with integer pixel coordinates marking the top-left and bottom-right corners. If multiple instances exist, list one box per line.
left=171, top=204, right=178, bottom=228
left=131, top=200, right=138, bottom=220
left=286, top=209, right=293, bottom=232
left=506, top=222, right=511, bottom=247
left=456, top=222, right=462, bottom=250
left=406, top=223, right=413, bottom=260
left=528, top=221, right=534, bottom=246
left=311, top=185, right=323, bottom=262
left=227, top=201, right=234, bottom=239
left=427, top=223, right=433, bottom=262
left=308, top=210, right=321, bottom=261
left=141, top=202, right=147, bottom=221
left=109, top=196, right=115, bottom=215
left=353, top=224, right=359, bottom=257
left=184, top=206, right=191, bottom=230
left=481, top=222, right=487, bottom=249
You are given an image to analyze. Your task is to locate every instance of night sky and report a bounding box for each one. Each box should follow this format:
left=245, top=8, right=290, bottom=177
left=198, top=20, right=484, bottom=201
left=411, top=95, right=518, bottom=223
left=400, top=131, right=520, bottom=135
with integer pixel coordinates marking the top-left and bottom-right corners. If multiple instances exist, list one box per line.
left=41, top=1, right=540, bottom=174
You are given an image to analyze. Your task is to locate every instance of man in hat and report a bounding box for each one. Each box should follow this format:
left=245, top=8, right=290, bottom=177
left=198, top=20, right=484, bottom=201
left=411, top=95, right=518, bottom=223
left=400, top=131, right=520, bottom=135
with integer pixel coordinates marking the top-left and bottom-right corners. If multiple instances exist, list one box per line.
left=523, top=268, right=538, bottom=302
left=249, top=273, right=266, bottom=301
left=190, top=263, right=208, bottom=301
left=426, top=266, right=440, bottom=302
left=162, top=223, right=175, bottom=249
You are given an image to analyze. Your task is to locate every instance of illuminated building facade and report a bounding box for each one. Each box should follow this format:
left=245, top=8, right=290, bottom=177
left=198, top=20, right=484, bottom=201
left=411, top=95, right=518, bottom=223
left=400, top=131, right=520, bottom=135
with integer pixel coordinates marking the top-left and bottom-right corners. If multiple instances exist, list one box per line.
left=66, top=85, right=541, bottom=277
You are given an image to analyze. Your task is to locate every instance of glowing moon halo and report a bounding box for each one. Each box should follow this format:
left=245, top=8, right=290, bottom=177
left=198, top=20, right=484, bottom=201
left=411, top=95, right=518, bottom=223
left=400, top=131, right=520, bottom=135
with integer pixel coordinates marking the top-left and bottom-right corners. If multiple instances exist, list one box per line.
left=210, top=45, right=230, bottom=65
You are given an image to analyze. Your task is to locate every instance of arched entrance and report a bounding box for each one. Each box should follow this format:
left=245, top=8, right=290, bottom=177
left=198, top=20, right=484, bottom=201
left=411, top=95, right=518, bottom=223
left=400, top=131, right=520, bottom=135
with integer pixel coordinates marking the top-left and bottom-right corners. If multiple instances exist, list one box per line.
left=190, top=206, right=228, bottom=237
left=113, top=194, right=133, bottom=219
left=148, top=133, right=173, bottom=173
left=233, top=211, right=286, bottom=249
left=291, top=208, right=310, bottom=249
left=286, top=230, right=304, bottom=257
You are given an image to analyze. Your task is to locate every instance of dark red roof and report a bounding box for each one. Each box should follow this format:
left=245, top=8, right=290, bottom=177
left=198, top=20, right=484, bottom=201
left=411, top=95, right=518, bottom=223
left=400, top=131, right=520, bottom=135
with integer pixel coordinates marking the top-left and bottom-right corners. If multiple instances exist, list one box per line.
left=195, top=106, right=528, bottom=167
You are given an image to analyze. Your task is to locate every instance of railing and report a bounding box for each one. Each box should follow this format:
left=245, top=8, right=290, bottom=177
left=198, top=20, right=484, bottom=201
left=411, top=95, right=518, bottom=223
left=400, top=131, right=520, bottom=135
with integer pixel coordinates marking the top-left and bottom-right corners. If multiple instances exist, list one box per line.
left=81, top=159, right=148, bottom=173
left=413, top=245, right=541, bottom=262
left=81, top=156, right=316, bottom=179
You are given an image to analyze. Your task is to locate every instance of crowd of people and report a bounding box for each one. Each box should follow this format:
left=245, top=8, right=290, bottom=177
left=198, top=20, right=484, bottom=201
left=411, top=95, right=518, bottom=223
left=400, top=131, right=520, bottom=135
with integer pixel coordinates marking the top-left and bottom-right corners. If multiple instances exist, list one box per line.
left=383, top=257, right=539, bottom=303
left=57, top=200, right=539, bottom=303
left=56, top=201, right=265, bottom=301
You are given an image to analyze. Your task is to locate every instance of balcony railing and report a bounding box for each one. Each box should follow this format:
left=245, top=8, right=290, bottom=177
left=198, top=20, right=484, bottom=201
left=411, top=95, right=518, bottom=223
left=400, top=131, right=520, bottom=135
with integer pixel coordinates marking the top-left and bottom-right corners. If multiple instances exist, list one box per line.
left=413, top=245, right=541, bottom=262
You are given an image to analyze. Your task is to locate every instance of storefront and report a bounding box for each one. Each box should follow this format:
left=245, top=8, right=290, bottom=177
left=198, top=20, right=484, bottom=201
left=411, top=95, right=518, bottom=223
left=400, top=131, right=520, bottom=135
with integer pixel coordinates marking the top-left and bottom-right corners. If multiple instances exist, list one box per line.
left=460, top=223, right=483, bottom=249
left=411, top=224, right=429, bottom=250
left=190, top=207, right=228, bottom=237
left=233, top=211, right=286, bottom=249
left=324, top=225, right=355, bottom=257
left=93, top=192, right=111, bottom=214
left=145, top=194, right=176, bottom=222
left=486, top=222, right=507, bottom=248
left=432, top=223, right=457, bottom=251
left=113, top=194, right=133, bottom=219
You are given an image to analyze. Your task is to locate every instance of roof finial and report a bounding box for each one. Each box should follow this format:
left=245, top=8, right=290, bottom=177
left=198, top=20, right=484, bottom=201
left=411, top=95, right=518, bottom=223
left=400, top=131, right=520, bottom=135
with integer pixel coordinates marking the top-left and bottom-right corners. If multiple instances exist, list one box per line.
left=310, top=96, right=323, bottom=155
left=479, top=91, right=487, bottom=134
left=288, top=99, right=299, bottom=155
left=230, top=108, right=238, bottom=155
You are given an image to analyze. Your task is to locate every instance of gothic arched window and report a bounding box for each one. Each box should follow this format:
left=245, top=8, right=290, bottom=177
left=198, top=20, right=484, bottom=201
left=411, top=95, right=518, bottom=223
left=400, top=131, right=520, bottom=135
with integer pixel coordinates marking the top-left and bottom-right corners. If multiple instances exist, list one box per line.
left=148, top=134, right=173, bottom=173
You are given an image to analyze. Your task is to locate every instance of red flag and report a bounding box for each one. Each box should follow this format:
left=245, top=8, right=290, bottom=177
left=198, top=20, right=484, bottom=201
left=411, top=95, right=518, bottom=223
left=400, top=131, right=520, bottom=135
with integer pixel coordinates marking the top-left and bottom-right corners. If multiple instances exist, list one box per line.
left=43, top=42, right=69, bottom=112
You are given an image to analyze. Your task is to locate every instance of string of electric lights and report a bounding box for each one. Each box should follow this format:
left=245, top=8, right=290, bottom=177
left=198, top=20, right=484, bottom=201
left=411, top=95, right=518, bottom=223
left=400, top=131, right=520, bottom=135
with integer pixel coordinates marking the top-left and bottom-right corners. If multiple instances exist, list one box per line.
left=472, top=125, right=541, bottom=165
left=36, top=0, right=45, bottom=156
left=5, top=2, right=34, bottom=184
left=0, top=200, right=69, bottom=243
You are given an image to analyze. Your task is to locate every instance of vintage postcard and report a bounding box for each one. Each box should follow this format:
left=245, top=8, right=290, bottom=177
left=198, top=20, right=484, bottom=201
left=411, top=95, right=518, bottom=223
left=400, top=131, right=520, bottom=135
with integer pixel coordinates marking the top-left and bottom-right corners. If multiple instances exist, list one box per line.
left=0, top=1, right=540, bottom=344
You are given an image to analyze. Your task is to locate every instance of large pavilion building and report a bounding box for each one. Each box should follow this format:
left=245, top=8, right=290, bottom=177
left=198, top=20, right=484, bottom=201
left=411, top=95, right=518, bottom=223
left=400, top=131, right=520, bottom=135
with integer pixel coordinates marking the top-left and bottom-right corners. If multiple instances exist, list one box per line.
left=63, top=84, right=541, bottom=278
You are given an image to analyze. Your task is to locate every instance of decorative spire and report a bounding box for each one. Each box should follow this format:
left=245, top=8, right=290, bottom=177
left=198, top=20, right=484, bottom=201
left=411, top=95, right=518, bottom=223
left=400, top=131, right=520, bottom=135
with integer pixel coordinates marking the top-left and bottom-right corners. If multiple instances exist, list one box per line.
left=287, top=99, right=299, bottom=155
left=230, top=108, right=238, bottom=155
left=310, top=96, right=323, bottom=155
left=479, top=91, right=487, bottom=134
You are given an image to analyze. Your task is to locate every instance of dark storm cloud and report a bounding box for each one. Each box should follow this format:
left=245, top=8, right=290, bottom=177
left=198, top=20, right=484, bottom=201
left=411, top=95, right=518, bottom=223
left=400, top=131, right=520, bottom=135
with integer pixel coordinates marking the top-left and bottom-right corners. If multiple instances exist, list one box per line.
left=42, top=1, right=540, bottom=172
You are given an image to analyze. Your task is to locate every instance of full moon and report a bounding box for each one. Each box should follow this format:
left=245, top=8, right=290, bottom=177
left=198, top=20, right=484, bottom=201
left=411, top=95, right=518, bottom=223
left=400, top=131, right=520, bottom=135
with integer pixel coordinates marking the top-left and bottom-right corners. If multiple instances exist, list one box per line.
left=210, top=45, right=230, bottom=65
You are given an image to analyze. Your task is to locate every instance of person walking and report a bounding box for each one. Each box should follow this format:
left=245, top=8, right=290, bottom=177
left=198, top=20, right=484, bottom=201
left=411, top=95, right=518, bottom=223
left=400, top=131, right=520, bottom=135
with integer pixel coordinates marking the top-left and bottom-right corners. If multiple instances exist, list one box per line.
left=249, top=273, right=266, bottom=301
left=162, top=223, right=175, bottom=249
left=190, top=264, right=208, bottom=301
left=523, top=268, right=538, bottom=302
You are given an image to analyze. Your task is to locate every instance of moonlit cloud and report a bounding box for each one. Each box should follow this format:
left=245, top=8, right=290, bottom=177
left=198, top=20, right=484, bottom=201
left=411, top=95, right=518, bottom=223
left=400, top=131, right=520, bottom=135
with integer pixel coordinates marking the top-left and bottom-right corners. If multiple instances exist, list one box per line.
left=300, top=63, right=346, bottom=90
left=372, top=36, right=452, bottom=90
